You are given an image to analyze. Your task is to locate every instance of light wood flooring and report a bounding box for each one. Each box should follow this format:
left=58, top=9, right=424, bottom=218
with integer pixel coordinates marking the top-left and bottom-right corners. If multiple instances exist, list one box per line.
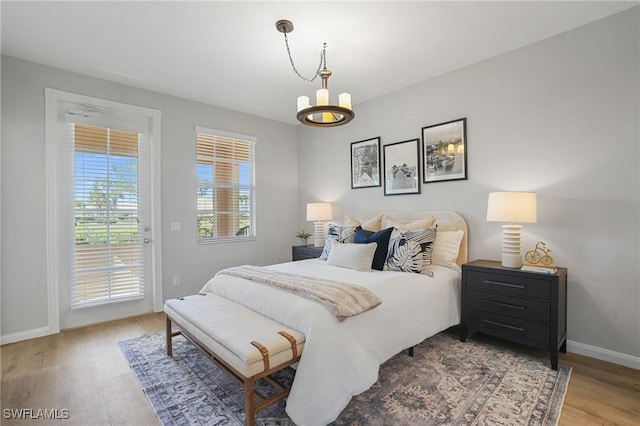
left=1, top=312, right=638, bottom=425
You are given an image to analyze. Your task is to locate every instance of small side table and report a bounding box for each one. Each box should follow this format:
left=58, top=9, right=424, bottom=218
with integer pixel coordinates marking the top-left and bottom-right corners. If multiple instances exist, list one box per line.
left=292, top=245, right=323, bottom=261
left=460, top=259, right=567, bottom=370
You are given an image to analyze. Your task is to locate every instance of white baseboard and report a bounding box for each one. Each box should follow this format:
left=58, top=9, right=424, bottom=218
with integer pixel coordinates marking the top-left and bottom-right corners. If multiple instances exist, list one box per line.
left=0, top=326, right=53, bottom=346
left=567, top=339, right=640, bottom=370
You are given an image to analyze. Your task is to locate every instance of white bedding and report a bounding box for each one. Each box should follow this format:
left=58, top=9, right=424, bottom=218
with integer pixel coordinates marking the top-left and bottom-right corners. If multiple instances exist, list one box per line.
left=199, top=259, right=461, bottom=426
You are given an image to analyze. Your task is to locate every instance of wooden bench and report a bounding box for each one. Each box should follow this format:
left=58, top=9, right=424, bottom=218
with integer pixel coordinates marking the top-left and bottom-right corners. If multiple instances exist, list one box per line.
left=164, top=293, right=305, bottom=426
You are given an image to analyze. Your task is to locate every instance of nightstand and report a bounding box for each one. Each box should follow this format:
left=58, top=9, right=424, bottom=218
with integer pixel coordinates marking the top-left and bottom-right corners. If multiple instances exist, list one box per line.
left=460, top=259, right=567, bottom=370
left=292, top=245, right=323, bottom=261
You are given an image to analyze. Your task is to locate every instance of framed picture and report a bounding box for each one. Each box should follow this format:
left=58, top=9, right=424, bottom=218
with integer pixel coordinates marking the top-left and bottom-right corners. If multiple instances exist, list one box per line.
left=422, top=117, right=467, bottom=183
left=383, top=138, right=420, bottom=196
left=351, top=137, right=381, bottom=189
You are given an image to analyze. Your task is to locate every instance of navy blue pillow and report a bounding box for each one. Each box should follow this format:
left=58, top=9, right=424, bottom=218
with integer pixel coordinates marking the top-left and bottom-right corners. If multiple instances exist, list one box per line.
left=354, top=227, right=394, bottom=271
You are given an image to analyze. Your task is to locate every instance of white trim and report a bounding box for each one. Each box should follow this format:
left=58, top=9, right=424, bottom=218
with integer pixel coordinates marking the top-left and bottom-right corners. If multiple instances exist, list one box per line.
left=45, top=88, right=61, bottom=335
left=0, top=326, right=53, bottom=346
left=195, top=126, right=257, bottom=143
left=150, top=109, right=163, bottom=312
left=567, top=339, right=640, bottom=370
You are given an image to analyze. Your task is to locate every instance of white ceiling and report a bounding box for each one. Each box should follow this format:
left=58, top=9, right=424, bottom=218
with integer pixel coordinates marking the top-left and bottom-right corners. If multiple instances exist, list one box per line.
left=1, top=1, right=636, bottom=125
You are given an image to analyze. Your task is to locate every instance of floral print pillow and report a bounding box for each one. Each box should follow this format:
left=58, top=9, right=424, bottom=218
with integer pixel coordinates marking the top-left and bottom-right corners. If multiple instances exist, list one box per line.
left=386, top=227, right=437, bottom=277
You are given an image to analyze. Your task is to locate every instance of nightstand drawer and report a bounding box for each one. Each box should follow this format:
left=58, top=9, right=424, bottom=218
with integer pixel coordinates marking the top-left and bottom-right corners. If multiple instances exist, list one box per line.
left=465, top=270, right=550, bottom=300
left=466, top=308, right=549, bottom=346
left=466, top=289, right=550, bottom=322
left=292, top=245, right=323, bottom=261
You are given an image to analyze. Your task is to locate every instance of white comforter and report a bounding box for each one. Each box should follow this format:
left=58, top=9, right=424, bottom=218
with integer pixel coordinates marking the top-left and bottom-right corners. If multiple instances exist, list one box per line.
left=200, top=259, right=461, bottom=426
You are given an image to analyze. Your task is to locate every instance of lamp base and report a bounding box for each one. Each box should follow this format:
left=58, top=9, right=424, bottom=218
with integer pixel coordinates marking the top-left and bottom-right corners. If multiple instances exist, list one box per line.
left=501, top=224, right=522, bottom=269
left=313, top=221, right=325, bottom=247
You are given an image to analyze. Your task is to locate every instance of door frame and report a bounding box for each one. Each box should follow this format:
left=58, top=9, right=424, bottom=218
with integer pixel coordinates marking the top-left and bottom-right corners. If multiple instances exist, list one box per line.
left=44, top=88, right=163, bottom=334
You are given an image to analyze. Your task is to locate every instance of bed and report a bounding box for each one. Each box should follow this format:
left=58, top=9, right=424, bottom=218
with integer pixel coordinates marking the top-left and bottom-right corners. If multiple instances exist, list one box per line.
left=165, top=211, right=467, bottom=426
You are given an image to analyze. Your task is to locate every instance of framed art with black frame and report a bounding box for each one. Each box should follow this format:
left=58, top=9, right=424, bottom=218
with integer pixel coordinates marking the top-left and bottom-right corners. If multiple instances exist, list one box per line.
left=383, top=138, right=420, bottom=196
left=351, top=137, right=381, bottom=189
left=422, top=117, right=467, bottom=183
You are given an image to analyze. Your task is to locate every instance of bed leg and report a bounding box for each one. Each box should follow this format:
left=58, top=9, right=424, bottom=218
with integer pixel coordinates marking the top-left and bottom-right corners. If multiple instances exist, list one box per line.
left=166, top=316, right=173, bottom=357
left=407, top=346, right=414, bottom=357
left=245, top=378, right=256, bottom=426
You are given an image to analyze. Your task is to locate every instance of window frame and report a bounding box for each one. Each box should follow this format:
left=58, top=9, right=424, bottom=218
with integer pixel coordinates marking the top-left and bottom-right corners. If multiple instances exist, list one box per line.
left=195, top=126, right=256, bottom=244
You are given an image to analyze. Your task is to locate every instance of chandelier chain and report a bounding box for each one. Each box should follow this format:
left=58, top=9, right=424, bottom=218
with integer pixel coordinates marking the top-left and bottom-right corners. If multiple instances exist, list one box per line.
left=283, top=32, right=326, bottom=83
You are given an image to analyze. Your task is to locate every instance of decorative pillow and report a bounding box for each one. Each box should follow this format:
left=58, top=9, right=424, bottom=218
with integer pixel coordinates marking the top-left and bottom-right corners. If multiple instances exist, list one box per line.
left=433, top=219, right=457, bottom=232
left=386, top=227, right=437, bottom=276
left=382, top=216, right=436, bottom=231
left=319, top=225, right=358, bottom=260
left=327, top=242, right=377, bottom=272
left=432, top=230, right=464, bottom=273
left=354, top=227, right=394, bottom=271
left=344, top=214, right=383, bottom=232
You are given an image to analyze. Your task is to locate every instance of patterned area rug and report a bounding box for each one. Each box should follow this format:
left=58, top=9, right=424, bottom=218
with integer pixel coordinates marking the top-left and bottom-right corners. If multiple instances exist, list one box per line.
left=119, top=331, right=571, bottom=426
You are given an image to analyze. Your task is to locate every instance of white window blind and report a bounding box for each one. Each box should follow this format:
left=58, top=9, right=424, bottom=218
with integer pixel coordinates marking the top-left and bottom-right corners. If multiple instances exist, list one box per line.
left=71, top=123, right=144, bottom=306
left=196, top=127, right=256, bottom=243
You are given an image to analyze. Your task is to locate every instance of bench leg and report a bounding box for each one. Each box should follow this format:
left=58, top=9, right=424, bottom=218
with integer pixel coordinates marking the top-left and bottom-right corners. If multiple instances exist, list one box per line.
left=166, top=316, right=173, bottom=357
left=245, top=378, right=256, bottom=426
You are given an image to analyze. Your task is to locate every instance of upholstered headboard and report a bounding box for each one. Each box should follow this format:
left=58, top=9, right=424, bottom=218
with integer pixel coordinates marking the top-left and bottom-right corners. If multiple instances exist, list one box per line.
left=344, top=211, right=468, bottom=266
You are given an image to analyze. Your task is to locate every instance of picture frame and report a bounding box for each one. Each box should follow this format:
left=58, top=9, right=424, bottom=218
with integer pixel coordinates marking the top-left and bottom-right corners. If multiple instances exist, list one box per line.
left=383, top=138, right=421, bottom=196
left=421, top=117, right=467, bottom=183
left=351, top=137, right=381, bottom=189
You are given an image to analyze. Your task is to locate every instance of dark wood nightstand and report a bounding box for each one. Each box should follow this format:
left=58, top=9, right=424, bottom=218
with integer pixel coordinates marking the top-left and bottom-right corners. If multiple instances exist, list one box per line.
left=460, top=259, right=567, bottom=369
left=292, top=245, right=323, bottom=261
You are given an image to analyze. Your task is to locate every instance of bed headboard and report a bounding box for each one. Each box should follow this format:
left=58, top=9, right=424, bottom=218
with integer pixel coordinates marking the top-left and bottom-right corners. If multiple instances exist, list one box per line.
left=345, top=211, right=468, bottom=266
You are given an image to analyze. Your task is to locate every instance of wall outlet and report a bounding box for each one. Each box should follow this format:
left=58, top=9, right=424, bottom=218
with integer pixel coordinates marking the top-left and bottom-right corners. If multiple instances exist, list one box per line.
left=171, top=222, right=182, bottom=232
left=173, top=276, right=181, bottom=287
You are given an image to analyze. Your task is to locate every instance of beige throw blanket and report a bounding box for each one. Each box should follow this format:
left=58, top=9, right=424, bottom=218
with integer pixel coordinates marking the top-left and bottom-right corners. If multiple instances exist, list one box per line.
left=216, top=265, right=382, bottom=321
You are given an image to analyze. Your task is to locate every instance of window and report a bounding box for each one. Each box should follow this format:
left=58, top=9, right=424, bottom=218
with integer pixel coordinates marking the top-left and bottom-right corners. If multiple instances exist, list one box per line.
left=71, top=123, right=144, bottom=306
left=196, top=127, right=256, bottom=243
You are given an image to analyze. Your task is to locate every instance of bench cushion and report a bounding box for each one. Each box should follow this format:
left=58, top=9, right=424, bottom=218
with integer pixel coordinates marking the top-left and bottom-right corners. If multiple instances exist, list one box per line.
left=164, top=293, right=305, bottom=377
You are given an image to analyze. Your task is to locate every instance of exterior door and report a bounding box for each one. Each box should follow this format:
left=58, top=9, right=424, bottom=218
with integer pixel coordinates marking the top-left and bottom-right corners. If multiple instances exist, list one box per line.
left=46, top=90, right=161, bottom=330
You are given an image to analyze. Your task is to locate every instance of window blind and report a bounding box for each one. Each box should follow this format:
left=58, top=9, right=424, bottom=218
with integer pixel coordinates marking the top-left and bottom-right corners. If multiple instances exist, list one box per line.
left=71, top=123, right=144, bottom=306
left=196, top=128, right=256, bottom=242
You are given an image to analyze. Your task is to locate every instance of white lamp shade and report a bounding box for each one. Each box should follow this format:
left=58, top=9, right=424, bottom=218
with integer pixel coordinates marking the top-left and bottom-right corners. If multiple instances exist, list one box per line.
left=486, top=192, right=537, bottom=224
left=297, top=95, right=310, bottom=112
left=306, top=202, right=332, bottom=221
left=316, top=89, right=329, bottom=106
left=338, top=92, right=352, bottom=110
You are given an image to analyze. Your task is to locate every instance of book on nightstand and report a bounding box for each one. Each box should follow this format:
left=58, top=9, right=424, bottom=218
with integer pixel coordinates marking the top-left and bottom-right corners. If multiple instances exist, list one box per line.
left=521, top=262, right=558, bottom=274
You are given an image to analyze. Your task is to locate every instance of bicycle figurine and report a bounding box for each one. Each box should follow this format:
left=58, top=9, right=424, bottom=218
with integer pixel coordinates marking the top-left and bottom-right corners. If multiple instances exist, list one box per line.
left=525, top=241, right=554, bottom=265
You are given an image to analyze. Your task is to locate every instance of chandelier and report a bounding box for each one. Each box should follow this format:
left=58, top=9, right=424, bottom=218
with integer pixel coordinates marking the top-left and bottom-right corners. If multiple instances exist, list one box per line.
left=276, top=19, right=355, bottom=127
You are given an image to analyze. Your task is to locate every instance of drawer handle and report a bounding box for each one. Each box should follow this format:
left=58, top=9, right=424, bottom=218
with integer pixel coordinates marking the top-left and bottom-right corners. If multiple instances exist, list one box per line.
left=482, top=299, right=526, bottom=311
left=482, top=319, right=525, bottom=332
left=483, top=279, right=525, bottom=289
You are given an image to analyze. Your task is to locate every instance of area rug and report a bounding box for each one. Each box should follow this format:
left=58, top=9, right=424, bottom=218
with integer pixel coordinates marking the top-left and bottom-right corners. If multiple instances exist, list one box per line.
left=119, top=331, right=571, bottom=426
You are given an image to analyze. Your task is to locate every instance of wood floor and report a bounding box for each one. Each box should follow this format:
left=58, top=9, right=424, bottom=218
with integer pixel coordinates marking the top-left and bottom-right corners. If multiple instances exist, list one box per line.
left=1, top=312, right=638, bottom=425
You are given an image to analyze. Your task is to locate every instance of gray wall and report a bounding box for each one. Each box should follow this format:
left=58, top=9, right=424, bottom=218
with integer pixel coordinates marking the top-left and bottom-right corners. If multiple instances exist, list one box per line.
left=2, top=7, right=638, bottom=365
left=1, top=55, right=299, bottom=337
left=297, top=8, right=640, bottom=360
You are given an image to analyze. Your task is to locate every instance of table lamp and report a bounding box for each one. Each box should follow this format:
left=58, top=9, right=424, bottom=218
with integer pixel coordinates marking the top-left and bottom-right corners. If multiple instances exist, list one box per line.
left=306, top=202, right=333, bottom=247
left=486, top=192, right=537, bottom=268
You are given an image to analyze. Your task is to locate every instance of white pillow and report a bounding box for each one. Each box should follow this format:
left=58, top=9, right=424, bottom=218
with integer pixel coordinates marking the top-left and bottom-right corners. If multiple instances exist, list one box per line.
left=344, top=214, right=383, bottom=232
left=382, top=216, right=436, bottom=231
left=327, top=242, right=377, bottom=271
left=432, top=230, right=464, bottom=272
left=434, top=219, right=457, bottom=232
